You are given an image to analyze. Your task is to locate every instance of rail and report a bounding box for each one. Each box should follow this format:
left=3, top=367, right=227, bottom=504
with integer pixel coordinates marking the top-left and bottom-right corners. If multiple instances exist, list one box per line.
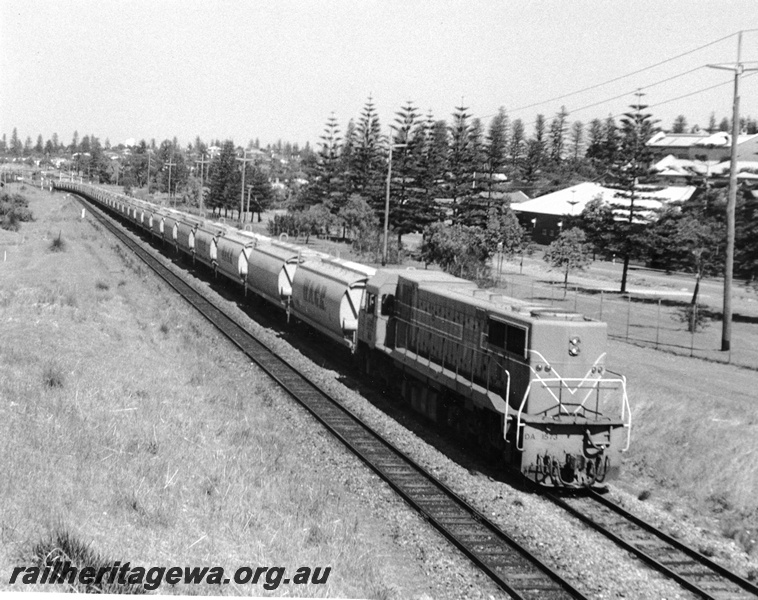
left=59, top=182, right=590, bottom=600
left=547, top=491, right=758, bottom=600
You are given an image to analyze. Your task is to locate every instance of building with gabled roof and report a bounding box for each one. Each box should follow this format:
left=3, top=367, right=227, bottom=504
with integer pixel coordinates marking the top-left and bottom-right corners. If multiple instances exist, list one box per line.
left=647, top=131, right=758, bottom=163
left=511, top=181, right=697, bottom=244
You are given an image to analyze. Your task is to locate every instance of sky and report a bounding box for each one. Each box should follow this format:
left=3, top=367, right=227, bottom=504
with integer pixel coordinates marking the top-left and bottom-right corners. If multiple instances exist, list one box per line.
left=1, top=0, right=757, bottom=150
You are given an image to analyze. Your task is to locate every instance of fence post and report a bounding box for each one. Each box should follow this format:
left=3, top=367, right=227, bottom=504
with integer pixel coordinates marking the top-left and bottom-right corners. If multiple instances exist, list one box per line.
left=574, top=286, right=578, bottom=312
left=599, top=290, right=603, bottom=321
left=655, top=298, right=661, bottom=349
left=626, top=295, right=631, bottom=340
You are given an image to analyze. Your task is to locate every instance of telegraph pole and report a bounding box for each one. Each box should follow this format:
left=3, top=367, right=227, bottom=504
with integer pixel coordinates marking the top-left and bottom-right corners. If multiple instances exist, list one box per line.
left=196, top=153, right=210, bottom=215
left=383, top=136, right=407, bottom=266
left=146, top=151, right=152, bottom=193
left=246, top=184, right=254, bottom=221
left=707, top=31, right=758, bottom=351
left=236, top=150, right=255, bottom=223
left=165, top=156, right=176, bottom=207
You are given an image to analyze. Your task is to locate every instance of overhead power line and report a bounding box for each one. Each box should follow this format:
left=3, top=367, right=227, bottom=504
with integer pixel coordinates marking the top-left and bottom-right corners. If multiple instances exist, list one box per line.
left=558, top=66, right=707, bottom=118
left=517, top=71, right=758, bottom=132
left=507, top=31, right=739, bottom=115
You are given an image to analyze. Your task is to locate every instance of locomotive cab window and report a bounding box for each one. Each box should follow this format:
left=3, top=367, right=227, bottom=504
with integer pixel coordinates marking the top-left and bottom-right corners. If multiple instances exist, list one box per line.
left=365, top=293, right=377, bottom=315
left=380, top=294, right=395, bottom=316
left=487, top=318, right=527, bottom=357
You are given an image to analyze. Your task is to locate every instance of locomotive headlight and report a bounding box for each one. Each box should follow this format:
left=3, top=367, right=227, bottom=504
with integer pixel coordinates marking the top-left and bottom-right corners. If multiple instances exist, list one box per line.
left=569, top=336, right=581, bottom=356
left=536, top=364, right=543, bottom=371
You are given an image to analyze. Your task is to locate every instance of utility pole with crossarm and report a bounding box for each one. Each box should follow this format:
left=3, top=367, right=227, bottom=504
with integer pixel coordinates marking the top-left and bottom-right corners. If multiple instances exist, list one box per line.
left=707, top=31, right=758, bottom=352
left=236, top=150, right=255, bottom=223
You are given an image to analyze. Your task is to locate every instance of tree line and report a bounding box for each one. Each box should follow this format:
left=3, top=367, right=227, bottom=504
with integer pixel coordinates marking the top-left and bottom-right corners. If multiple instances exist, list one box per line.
left=4, top=99, right=758, bottom=289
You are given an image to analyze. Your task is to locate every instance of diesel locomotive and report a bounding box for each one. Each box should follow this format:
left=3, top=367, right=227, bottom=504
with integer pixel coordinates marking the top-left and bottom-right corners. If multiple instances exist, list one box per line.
left=55, top=181, right=631, bottom=488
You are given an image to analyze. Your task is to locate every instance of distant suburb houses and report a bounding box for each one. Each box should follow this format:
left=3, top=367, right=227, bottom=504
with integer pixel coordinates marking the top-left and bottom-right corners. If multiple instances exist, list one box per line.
left=511, top=130, right=758, bottom=244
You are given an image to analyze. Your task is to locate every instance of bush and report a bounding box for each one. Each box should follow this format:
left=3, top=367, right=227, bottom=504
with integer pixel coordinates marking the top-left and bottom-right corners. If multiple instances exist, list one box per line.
left=420, top=222, right=490, bottom=280
left=49, top=232, right=66, bottom=252
left=351, top=227, right=403, bottom=265
left=674, top=303, right=711, bottom=333
left=0, top=192, right=34, bottom=231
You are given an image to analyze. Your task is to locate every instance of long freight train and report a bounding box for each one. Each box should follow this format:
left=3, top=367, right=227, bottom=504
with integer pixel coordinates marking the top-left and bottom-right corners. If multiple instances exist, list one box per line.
left=55, top=181, right=631, bottom=488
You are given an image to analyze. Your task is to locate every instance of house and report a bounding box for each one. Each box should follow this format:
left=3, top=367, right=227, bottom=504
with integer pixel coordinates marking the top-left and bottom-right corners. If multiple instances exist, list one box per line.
left=647, top=131, right=758, bottom=163
left=511, top=182, right=697, bottom=244
left=651, top=155, right=758, bottom=185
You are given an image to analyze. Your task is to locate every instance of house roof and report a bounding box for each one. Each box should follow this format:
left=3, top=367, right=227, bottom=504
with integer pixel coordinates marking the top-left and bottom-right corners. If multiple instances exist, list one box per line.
left=652, top=155, right=758, bottom=177
left=648, top=131, right=758, bottom=149
left=511, top=181, right=697, bottom=218
left=647, top=132, right=710, bottom=148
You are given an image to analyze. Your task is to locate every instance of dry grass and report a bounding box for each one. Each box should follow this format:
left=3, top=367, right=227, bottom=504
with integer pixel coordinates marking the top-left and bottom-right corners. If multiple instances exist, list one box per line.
left=0, top=188, right=433, bottom=597
left=612, top=340, right=758, bottom=554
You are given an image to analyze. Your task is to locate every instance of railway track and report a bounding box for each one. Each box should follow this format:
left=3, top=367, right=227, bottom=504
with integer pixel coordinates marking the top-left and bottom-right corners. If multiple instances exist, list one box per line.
left=70, top=191, right=588, bottom=600
left=547, top=491, right=758, bottom=600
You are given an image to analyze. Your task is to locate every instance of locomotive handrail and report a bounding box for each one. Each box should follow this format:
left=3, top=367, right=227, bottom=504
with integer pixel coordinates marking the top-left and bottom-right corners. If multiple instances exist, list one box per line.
left=515, top=372, right=631, bottom=452
left=391, top=316, right=512, bottom=409
left=604, top=369, right=632, bottom=451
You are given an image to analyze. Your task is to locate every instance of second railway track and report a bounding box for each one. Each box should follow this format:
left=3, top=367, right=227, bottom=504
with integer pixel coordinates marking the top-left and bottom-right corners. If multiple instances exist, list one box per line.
left=546, top=490, right=758, bottom=600
left=70, top=192, right=589, bottom=599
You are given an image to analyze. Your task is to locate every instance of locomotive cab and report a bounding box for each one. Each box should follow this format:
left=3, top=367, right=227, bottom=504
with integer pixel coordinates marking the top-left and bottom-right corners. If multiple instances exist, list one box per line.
left=359, top=269, right=403, bottom=351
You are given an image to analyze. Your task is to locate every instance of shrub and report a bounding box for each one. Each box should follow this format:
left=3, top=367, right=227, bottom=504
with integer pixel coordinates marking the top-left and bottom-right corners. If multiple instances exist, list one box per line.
left=49, top=232, right=66, bottom=252
left=674, top=303, right=712, bottom=333
left=25, top=528, right=144, bottom=593
left=0, top=192, right=34, bottom=231
left=42, top=363, right=65, bottom=388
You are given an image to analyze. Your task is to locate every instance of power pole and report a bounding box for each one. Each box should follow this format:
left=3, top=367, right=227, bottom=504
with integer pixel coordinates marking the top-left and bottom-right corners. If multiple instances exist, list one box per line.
left=196, top=153, right=210, bottom=215
left=707, top=31, right=758, bottom=351
left=246, top=184, right=254, bottom=221
left=383, top=135, right=408, bottom=266
left=165, top=156, right=176, bottom=207
left=146, top=151, right=152, bottom=192
left=236, top=150, right=255, bottom=223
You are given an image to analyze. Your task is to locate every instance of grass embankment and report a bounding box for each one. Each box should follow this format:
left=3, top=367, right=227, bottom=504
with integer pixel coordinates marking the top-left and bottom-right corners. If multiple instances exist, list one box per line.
left=612, top=341, right=758, bottom=563
left=0, top=187, right=440, bottom=597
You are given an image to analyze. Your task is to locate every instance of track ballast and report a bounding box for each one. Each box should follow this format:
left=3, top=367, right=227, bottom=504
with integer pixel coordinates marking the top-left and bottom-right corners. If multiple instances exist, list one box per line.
left=69, top=191, right=589, bottom=600
left=547, top=491, right=758, bottom=600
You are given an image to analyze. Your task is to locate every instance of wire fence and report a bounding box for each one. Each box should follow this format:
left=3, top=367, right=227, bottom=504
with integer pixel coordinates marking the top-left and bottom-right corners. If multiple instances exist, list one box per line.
left=493, top=272, right=758, bottom=370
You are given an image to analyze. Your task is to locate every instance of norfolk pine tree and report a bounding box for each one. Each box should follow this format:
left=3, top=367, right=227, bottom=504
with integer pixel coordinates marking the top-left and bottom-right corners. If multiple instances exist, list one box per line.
left=608, top=100, right=658, bottom=293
